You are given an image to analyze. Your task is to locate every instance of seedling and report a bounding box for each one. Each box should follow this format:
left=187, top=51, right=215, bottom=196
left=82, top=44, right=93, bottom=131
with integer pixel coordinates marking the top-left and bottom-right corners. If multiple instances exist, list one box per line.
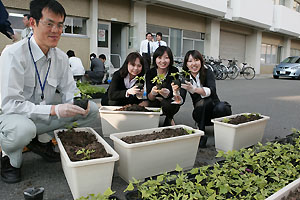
left=65, top=122, right=79, bottom=132
left=170, top=72, right=181, bottom=87
left=76, top=148, right=95, bottom=161
left=222, top=117, right=230, bottom=123
left=179, top=69, right=191, bottom=83
left=151, top=74, right=166, bottom=89
left=242, top=113, right=250, bottom=119
left=134, top=76, right=145, bottom=90
left=74, top=91, right=91, bottom=110
left=77, top=187, right=115, bottom=200
left=184, top=128, right=195, bottom=135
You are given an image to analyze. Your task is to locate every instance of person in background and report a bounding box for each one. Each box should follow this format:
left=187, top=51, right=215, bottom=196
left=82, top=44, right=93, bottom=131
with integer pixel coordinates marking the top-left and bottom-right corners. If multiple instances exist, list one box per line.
left=140, top=32, right=154, bottom=73
left=0, top=0, right=99, bottom=184
left=181, top=50, right=232, bottom=148
left=0, top=0, right=17, bottom=41
left=146, top=46, right=183, bottom=126
left=21, top=14, right=32, bottom=39
left=85, top=53, right=105, bottom=84
left=99, top=54, right=108, bottom=83
left=153, top=32, right=167, bottom=52
left=102, top=52, right=147, bottom=106
left=66, top=50, right=85, bottom=81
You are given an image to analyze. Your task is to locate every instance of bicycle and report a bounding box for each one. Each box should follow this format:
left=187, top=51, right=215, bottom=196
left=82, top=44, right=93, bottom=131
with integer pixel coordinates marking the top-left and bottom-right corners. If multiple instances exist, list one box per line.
left=231, top=62, right=256, bottom=80
left=226, top=59, right=239, bottom=80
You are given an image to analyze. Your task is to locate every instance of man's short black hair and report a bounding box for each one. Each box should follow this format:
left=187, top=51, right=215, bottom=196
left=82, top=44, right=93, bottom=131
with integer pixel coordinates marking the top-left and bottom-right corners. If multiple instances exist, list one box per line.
left=146, top=32, right=152, bottom=37
left=23, top=14, right=30, bottom=20
left=90, top=53, right=96, bottom=60
left=30, top=0, right=66, bottom=23
left=66, top=50, right=75, bottom=57
left=99, top=54, right=106, bottom=60
left=156, top=32, right=162, bottom=37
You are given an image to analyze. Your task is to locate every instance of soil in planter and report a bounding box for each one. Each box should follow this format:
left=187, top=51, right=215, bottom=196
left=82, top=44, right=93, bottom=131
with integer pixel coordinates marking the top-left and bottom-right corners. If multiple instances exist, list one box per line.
left=57, top=129, right=112, bottom=161
left=121, top=127, right=194, bottom=144
left=281, top=186, right=300, bottom=200
left=114, top=104, right=151, bottom=112
left=226, top=114, right=263, bottom=125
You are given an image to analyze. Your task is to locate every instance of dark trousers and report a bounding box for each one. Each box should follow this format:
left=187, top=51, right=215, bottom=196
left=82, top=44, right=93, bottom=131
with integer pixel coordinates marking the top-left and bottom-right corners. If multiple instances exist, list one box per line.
left=148, top=98, right=180, bottom=126
left=192, top=98, right=231, bottom=131
left=142, top=53, right=151, bottom=73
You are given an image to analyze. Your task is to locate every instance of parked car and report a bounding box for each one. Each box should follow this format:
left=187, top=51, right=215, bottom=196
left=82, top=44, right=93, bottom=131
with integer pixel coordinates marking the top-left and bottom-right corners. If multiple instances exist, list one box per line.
left=273, top=56, right=300, bottom=79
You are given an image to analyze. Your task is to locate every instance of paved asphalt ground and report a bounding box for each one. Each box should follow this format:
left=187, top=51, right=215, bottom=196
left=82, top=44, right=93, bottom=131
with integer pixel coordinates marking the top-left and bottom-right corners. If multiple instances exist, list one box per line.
left=1, top=74, right=300, bottom=200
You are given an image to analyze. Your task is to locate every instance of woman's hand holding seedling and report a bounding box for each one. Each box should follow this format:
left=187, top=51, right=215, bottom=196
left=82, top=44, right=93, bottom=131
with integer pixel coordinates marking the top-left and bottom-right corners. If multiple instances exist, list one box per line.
left=127, top=86, right=140, bottom=96
left=151, top=86, right=159, bottom=96
left=54, top=103, right=86, bottom=119
left=181, top=81, right=197, bottom=94
left=158, top=88, right=170, bottom=98
left=171, top=82, right=182, bottom=104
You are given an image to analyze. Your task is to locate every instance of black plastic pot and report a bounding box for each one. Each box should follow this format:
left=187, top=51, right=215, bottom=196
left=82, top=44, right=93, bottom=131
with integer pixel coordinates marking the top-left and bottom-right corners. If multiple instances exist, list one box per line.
left=135, top=83, right=144, bottom=90
left=73, top=97, right=89, bottom=110
left=23, top=187, right=44, bottom=200
left=89, top=92, right=105, bottom=99
left=172, top=79, right=181, bottom=87
left=179, top=75, right=191, bottom=84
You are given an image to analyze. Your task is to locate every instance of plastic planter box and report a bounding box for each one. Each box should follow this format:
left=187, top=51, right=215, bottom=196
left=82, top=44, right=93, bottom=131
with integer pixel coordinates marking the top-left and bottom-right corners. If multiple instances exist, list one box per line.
left=99, top=106, right=162, bottom=137
left=211, top=113, right=270, bottom=152
left=110, top=125, right=204, bottom=183
left=266, top=177, right=300, bottom=200
left=54, top=127, right=119, bottom=200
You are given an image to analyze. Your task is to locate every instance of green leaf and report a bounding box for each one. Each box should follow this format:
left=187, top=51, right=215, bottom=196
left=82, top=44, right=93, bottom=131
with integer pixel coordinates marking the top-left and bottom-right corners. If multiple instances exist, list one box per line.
left=103, top=187, right=115, bottom=196
left=124, top=182, right=134, bottom=192
left=175, top=164, right=183, bottom=172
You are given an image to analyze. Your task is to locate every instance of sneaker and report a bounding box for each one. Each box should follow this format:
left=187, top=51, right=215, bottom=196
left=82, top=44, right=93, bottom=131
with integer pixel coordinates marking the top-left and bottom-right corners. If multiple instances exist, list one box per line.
left=27, top=137, right=60, bottom=162
left=1, top=153, right=21, bottom=183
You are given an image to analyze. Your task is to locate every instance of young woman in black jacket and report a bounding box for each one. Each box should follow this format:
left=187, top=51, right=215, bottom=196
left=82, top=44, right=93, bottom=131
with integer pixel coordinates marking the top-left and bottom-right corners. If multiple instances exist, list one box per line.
left=102, top=52, right=147, bottom=106
left=181, top=50, right=232, bottom=147
left=146, top=46, right=183, bottom=126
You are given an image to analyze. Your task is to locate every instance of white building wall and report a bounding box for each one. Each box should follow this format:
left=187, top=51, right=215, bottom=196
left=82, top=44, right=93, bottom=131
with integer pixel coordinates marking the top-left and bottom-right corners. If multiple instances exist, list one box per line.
left=155, top=0, right=227, bottom=17
left=88, top=0, right=98, bottom=55
left=229, top=0, right=273, bottom=29
left=204, top=19, right=220, bottom=59
left=283, top=38, right=291, bottom=59
left=131, top=2, right=147, bottom=51
left=273, top=5, right=300, bottom=37
left=245, top=31, right=262, bottom=74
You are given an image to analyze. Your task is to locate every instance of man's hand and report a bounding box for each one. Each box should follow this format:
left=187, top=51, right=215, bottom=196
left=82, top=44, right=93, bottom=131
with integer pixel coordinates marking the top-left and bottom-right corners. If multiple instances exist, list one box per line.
left=54, top=104, right=86, bottom=118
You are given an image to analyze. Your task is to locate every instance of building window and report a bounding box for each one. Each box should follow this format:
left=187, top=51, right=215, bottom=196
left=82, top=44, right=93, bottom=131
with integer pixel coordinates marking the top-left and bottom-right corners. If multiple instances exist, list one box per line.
left=170, top=28, right=182, bottom=58
left=291, top=48, right=300, bottom=56
left=260, top=43, right=280, bottom=64
left=98, top=24, right=109, bottom=48
left=64, top=16, right=87, bottom=35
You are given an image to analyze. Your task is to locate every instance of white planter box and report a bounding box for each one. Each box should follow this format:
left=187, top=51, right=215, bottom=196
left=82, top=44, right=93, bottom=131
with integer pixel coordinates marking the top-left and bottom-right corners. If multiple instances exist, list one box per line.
left=54, top=127, right=119, bottom=200
left=211, top=113, right=270, bottom=152
left=266, top=177, right=300, bottom=200
left=99, top=106, right=162, bottom=137
left=110, top=125, right=204, bottom=183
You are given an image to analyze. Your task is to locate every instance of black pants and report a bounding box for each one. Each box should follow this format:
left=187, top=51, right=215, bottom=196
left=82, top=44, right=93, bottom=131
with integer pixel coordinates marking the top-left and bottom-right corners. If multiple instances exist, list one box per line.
left=192, top=98, right=231, bottom=131
left=142, top=53, right=151, bottom=73
left=148, top=98, right=180, bottom=126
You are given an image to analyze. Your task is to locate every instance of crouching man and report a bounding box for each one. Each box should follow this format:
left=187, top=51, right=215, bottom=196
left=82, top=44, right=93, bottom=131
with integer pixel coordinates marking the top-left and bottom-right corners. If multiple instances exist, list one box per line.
left=0, top=0, right=99, bottom=183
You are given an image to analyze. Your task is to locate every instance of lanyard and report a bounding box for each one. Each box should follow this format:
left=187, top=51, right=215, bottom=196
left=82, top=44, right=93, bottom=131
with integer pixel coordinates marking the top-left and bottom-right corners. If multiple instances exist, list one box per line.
left=28, top=36, right=51, bottom=100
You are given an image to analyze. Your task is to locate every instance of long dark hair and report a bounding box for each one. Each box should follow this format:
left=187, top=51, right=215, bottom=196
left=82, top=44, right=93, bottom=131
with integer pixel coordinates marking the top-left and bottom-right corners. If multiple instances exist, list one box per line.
left=119, top=52, right=145, bottom=78
left=183, top=50, right=206, bottom=85
left=153, top=46, right=174, bottom=69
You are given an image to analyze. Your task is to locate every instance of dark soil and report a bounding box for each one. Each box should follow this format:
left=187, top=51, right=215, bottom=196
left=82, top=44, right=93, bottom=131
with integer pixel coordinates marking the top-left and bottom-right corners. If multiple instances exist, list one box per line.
left=114, top=104, right=151, bottom=112
left=73, top=97, right=88, bottom=110
left=281, top=186, right=300, bottom=200
left=57, top=129, right=112, bottom=162
left=121, top=127, right=194, bottom=144
left=227, top=114, right=263, bottom=125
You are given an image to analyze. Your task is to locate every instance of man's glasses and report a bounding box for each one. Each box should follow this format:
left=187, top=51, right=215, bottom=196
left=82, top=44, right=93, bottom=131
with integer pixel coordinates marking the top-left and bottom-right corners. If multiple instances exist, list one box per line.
left=38, top=20, right=66, bottom=30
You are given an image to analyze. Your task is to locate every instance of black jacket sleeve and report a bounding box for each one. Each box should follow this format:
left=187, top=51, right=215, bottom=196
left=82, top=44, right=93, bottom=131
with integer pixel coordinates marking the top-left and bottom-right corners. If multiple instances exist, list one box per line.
left=0, top=1, right=14, bottom=39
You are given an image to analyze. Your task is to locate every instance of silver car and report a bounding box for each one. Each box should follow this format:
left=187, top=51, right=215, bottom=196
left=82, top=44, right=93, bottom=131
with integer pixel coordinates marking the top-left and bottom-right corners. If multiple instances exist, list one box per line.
left=273, top=56, right=300, bottom=79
